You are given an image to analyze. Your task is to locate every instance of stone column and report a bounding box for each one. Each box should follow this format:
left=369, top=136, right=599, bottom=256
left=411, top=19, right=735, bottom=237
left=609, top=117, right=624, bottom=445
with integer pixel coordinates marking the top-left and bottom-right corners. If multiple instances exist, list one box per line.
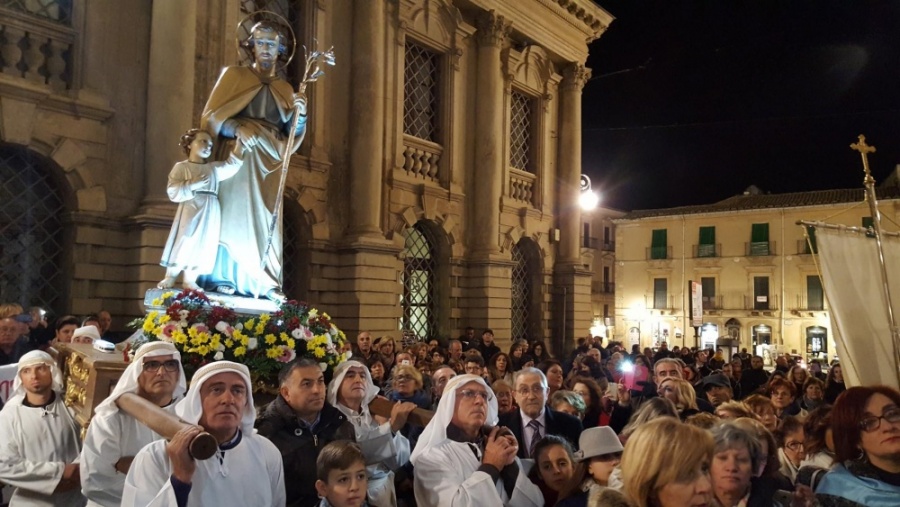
left=141, top=0, right=198, bottom=214
left=554, top=63, right=592, bottom=354
left=470, top=10, right=510, bottom=258
left=557, top=63, right=591, bottom=264
left=348, top=0, right=386, bottom=239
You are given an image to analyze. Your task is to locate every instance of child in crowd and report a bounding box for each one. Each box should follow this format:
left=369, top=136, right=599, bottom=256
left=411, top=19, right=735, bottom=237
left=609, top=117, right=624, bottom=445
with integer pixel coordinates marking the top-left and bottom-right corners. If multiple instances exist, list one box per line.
left=315, top=440, right=369, bottom=507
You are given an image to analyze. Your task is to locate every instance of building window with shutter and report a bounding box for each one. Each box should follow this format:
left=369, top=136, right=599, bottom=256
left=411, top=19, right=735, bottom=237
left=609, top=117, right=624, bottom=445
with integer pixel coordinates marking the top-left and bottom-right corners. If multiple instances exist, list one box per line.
left=650, top=229, right=668, bottom=259
left=807, top=275, right=824, bottom=310
left=804, top=226, right=818, bottom=254
left=653, top=278, right=668, bottom=309
left=701, top=277, right=716, bottom=309
left=753, top=276, right=770, bottom=310
left=750, top=223, right=770, bottom=256
left=698, top=226, right=716, bottom=257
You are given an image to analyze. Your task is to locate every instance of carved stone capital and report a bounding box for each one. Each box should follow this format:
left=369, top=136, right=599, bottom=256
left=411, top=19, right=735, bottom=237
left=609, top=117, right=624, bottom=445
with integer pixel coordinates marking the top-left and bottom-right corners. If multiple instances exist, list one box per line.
left=561, top=63, right=591, bottom=92
left=475, top=10, right=511, bottom=48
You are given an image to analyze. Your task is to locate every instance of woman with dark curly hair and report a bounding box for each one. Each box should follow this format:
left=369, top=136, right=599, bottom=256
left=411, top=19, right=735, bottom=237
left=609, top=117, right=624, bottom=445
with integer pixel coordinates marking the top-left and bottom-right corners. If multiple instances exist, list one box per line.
left=816, top=385, right=900, bottom=506
left=509, top=339, right=529, bottom=371
left=823, top=363, right=845, bottom=405
left=569, top=376, right=609, bottom=429
left=487, top=352, right=513, bottom=383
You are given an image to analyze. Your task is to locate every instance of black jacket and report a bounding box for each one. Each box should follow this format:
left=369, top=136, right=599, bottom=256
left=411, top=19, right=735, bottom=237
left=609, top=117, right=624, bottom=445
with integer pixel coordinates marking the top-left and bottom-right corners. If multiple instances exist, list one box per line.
left=255, top=397, right=356, bottom=507
left=498, top=408, right=583, bottom=458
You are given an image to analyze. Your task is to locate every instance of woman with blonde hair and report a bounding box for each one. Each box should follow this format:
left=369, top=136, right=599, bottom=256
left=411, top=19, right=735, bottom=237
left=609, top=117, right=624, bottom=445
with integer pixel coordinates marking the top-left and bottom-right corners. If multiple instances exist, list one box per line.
left=715, top=400, right=755, bottom=421
left=373, top=335, right=397, bottom=372
left=620, top=418, right=714, bottom=507
left=658, top=377, right=700, bottom=420
left=619, top=397, right=678, bottom=443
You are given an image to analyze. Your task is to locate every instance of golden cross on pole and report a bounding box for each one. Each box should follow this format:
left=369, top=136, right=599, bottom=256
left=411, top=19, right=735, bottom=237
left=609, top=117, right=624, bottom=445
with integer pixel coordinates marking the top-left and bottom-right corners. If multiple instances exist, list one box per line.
left=850, top=134, right=877, bottom=184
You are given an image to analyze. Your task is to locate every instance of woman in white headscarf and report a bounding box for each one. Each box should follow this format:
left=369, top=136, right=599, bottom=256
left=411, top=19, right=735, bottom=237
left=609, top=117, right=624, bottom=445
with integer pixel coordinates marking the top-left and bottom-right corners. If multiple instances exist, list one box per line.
left=122, top=361, right=285, bottom=507
left=0, top=350, right=84, bottom=506
left=81, top=341, right=187, bottom=507
left=410, top=374, right=543, bottom=507
left=327, top=360, right=417, bottom=507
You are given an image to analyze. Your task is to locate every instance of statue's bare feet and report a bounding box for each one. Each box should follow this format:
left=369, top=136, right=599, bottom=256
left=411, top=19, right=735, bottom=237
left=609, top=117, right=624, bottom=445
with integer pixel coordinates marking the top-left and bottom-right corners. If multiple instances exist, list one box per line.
left=183, top=281, right=203, bottom=291
left=157, top=277, right=176, bottom=289
left=215, top=285, right=235, bottom=295
left=266, top=288, right=286, bottom=303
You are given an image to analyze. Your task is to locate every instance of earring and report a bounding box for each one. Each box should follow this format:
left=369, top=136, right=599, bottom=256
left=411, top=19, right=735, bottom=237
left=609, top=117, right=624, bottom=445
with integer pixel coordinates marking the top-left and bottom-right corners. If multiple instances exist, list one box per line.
left=855, top=447, right=866, bottom=462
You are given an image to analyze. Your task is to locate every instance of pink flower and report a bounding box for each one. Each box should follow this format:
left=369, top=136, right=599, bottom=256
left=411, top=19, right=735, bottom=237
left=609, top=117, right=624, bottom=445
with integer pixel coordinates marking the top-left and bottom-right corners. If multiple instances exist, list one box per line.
left=276, top=346, right=297, bottom=363
left=161, top=323, right=178, bottom=339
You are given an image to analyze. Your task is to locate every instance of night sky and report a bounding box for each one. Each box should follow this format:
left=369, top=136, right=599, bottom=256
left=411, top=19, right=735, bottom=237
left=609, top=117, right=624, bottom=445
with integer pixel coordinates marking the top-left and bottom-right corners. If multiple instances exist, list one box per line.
left=583, top=0, right=900, bottom=211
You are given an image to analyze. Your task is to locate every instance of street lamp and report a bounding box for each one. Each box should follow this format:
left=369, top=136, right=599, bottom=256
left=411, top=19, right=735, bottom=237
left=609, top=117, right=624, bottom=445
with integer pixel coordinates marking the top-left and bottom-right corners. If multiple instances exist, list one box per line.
left=579, top=174, right=600, bottom=210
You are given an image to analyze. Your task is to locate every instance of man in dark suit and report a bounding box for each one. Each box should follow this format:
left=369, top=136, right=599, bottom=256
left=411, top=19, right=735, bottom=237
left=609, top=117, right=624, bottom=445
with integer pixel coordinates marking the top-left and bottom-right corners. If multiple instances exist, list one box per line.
left=499, top=367, right=582, bottom=459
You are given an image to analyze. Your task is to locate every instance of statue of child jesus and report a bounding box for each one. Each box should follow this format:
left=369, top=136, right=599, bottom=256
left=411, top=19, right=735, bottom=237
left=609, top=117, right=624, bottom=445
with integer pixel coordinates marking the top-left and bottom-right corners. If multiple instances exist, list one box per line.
left=157, top=128, right=242, bottom=290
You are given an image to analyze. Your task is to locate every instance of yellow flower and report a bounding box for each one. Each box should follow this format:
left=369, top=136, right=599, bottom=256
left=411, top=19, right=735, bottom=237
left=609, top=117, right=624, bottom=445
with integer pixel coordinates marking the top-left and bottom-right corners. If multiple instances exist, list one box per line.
left=255, top=323, right=265, bottom=335
left=197, top=345, right=210, bottom=356
left=286, top=338, right=295, bottom=349
left=280, top=332, right=290, bottom=343
left=196, top=332, right=209, bottom=344
left=225, top=339, right=234, bottom=348
left=266, top=347, right=282, bottom=359
left=188, top=327, right=199, bottom=339
left=240, top=335, right=249, bottom=347
left=158, top=314, right=171, bottom=324
left=265, top=334, right=277, bottom=345
left=233, top=329, right=245, bottom=341
left=259, top=314, right=271, bottom=324
left=209, top=338, right=221, bottom=350
left=234, top=346, right=246, bottom=357
left=151, top=298, right=162, bottom=306
left=313, top=347, right=326, bottom=359
left=142, top=318, right=156, bottom=333
left=172, top=330, right=187, bottom=345
left=244, top=318, right=256, bottom=331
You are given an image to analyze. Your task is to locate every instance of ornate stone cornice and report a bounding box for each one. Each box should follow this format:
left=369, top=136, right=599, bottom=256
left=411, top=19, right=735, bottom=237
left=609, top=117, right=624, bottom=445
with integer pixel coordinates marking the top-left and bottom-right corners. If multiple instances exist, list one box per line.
left=561, top=63, right=591, bottom=92
left=475, top=10, right=511, bottom=48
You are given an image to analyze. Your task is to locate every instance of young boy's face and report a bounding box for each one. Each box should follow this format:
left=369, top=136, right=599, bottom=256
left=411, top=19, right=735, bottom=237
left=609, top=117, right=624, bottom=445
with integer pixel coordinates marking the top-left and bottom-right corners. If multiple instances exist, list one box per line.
left=315, top=461, right=367, bottom=507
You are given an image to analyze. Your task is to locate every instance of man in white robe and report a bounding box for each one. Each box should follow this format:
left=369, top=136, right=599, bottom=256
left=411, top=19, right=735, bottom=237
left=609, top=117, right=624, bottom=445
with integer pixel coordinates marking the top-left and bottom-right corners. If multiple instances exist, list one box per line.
left=122, top=361, right=285, bottom=506
left=80, top=341, right=187, bottom=506
left=0, top=350, right=84, bottom=506
left=411, top=374, right=542, bottom=507
left=327, top=360, right=417, bottom=507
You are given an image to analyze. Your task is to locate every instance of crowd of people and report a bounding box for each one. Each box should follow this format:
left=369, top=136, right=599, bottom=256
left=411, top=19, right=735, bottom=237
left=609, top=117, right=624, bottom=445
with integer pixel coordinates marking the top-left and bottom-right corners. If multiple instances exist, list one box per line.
left=1, top=304, right=898, bottom=507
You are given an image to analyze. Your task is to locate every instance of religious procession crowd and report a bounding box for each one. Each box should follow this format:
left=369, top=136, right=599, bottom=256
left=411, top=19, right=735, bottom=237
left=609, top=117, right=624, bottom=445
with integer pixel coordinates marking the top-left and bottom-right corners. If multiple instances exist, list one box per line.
left=1, top=303, right=899, bottom=507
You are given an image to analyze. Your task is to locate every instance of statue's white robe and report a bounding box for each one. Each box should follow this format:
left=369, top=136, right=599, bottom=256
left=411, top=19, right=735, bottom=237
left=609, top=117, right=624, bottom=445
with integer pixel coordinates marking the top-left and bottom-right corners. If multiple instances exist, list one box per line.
left=0, top=395, right=84, bottom=506
left=121, top=433, right=285, bottom=507
left=413, top=440, right=542, bottom=507
left=79, top=405, right=176, bottom=507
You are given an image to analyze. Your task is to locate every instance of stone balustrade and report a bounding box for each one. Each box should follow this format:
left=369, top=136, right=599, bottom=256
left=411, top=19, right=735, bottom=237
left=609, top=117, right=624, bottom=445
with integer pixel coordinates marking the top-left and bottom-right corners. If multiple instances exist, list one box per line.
left=0, top=8, right=75, bottom=92
left=401, top=134, right=443, bottom=182
left=509, top=168, right=535, bottom=204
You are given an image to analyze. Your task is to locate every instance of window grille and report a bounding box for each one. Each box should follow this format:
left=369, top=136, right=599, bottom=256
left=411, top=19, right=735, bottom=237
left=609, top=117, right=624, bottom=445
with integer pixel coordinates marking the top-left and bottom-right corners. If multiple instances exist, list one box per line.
left=403, top=41, right=439, bottom=142
left=238, top=0, right=295, bottom=83
left=0, top=145, right=65, bottom=310
left=509, top=90, right=532, bottom=172
left=511, top=242, right=530, bottom=341
left=400, top=222, right=437, bottom=341
left=1, top=0, right=73, bottom=25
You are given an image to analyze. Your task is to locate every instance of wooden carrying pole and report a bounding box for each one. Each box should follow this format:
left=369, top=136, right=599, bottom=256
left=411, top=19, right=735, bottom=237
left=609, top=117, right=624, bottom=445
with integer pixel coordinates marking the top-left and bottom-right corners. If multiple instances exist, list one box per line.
left=368, top=397, right=512, bottom=438
left=116, top=393, right=218, bottom=460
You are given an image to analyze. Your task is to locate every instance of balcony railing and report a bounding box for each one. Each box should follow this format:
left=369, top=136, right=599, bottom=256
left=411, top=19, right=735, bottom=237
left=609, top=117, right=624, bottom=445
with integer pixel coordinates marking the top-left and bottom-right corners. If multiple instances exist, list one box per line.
left=788, top=293, right=827, bottom=311
left=0, top=6, right=75, bottom=92
left=746, top=241, right=776, bottom=256
left=693, top=243, right=721, bottom=258
left=701, top=295, right=723, bottom=309
left=743, top=294, right=779, bottom=311
left=591, top=281, right=615, bottom=294
left=509, top=168, right=536, bottom=205
left=646, top=245, right=672, bottom=260
left=584, top=237, right=616, bottom=251
left=401, top=134, right=443, bottom=182
left=646, top=294, right=677, bottom=311
left=797, top=239, right=817, bottom=255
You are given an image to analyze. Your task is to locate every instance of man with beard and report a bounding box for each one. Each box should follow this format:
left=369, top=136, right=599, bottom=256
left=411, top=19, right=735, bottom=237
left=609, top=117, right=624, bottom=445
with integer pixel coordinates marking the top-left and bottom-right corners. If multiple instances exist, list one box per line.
left=81, top=342, right=187, bottom=506
left=123, top=361, right=284, bottom=506
left=0, top=350, right=83, bottom=505
left=256, top=357, right=355, bottom=506
left=412, top=374, right=542, bottom=506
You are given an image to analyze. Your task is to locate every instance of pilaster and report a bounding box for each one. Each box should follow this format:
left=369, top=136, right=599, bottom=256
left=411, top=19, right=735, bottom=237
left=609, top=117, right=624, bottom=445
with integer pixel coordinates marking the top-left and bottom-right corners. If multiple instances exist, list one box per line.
left=459, top=258, right=515, bottom=346
left=557, top=63, right=590, bottom=264
left=553, top=263, right=593, bottom=355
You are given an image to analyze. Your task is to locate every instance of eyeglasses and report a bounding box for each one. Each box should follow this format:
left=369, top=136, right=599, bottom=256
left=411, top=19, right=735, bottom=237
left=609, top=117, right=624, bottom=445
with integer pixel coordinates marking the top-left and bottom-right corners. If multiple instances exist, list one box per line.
left=785, top=441, right=805, bottom=452
left=859, top=406, right=900, bottom=432
left=143, top=360, right=180, bottom=373
left=516, top=385, right=547, bottom=396
left=458, top=389, right=493, bottom=402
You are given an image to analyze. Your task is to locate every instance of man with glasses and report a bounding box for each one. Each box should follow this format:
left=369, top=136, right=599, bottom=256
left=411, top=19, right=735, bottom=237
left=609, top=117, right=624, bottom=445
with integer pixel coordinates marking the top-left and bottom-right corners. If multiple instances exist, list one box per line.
left=411, top=374, right=542, bottom=506
left=500, top=367, right=582, bottom=459
left=256, top=357, right=355, bottom=506
left=81, top=341, right=186, bottom=506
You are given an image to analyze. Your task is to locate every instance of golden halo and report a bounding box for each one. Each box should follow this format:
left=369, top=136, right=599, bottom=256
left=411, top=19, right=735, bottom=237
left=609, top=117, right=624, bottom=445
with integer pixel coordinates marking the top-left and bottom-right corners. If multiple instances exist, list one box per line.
left=234, top=10, right=297, bottom=70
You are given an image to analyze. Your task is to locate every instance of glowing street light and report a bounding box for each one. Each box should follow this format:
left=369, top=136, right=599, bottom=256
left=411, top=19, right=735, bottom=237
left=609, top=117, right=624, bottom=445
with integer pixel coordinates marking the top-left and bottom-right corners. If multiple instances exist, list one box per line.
left=579, top=174, right=600, bottom=210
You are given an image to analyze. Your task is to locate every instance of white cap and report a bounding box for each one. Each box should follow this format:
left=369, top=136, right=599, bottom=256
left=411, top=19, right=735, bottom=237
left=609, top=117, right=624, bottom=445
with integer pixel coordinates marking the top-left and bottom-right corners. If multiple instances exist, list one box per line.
left=174, top=361, right=256, bottom=434
left=12, top=350, right=64, bottom=398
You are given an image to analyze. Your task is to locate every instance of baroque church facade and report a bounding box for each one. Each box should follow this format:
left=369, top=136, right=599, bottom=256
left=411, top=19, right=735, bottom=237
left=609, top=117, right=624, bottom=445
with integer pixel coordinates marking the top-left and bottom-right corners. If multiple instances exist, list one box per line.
left=0, top=0, right=613, bottom=352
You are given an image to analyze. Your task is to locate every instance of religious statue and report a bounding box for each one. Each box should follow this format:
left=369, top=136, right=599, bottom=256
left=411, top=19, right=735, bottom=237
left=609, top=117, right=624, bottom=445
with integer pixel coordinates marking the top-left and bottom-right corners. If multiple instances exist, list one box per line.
left=197, top=20, right=309, bottom=301
left=158, top=129, right=242, bottom=290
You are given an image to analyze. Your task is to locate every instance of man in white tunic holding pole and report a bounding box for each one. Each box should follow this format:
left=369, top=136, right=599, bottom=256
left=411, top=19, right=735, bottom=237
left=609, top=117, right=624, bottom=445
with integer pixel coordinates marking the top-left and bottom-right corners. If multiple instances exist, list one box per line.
left=411, top=374, right=542, bottom=507
left=80, top=342, right=187, bottom=506
left=0, top=350, right=84, bottom=506
left=122, top=361, right=285, bottom=507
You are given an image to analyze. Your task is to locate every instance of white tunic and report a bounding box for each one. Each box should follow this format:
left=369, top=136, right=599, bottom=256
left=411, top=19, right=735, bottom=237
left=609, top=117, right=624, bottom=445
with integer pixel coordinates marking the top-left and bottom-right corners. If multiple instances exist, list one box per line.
left=80, top=405, right=175, bottom=506
left=121, top=432, right=285, bottom=507
left=0, top=395, right=84, bottom=506
left=413, top=439, right=543, bottom=507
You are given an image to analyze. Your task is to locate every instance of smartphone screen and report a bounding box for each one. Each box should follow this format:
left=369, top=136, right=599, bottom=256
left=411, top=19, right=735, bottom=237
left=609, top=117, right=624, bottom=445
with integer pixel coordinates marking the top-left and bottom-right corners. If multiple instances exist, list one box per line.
left=622, top=369, right=636, bottom=390
left=634, top=365, right=649, bottom=386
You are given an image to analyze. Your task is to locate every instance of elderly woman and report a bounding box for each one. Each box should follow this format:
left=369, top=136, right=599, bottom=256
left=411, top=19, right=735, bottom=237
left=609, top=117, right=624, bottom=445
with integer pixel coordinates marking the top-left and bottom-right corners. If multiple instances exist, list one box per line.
left=327, top=361, right=417, bottom=506
left=709, top=422, right=782, bottom=506
left=768, top=378, right=806, bottom=420
left=815, top=385, right=900, bottom=506
left=731, top=417, right=792, bottom=489
left=529, top=435, right=578, bottom=507
left=374, top=335, right=397, bottom=372
left=799, top=377, right=825, bottom=412
left=620, top=417, right=714, bottom=507
left=551, top=390, right=587, bottom=421
left=491, top=379, right=516, bottom=416
left=658, top=377, right=700, bottom=420
left=774, top=415, right=806, bottom=484
left=388, top=364, right=430, bottom=409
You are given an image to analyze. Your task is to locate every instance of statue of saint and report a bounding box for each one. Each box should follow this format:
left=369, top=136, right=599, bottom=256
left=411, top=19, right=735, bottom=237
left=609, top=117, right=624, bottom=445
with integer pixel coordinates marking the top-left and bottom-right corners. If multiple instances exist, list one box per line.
left=158, top=129, right=242, bottom=290
left=198, top=21, right=307, bottom=301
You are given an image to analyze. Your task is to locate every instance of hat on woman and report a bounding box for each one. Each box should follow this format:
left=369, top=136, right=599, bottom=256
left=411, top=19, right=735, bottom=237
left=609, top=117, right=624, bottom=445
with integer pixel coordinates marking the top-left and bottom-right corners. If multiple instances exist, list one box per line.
left=574, top=426, right=624, bottom=461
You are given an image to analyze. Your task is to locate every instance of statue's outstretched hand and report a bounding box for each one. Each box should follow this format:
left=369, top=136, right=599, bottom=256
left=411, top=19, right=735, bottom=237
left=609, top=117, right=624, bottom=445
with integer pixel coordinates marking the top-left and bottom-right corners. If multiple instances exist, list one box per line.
left=235, top=125, right=259, bottom=149
left=293, top=93, right=307, bottom=116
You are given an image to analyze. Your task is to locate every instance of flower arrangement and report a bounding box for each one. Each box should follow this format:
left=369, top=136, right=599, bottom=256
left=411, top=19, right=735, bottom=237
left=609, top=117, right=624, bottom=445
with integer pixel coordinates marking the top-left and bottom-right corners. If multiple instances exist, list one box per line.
left=135, top=289, right=348, bottom=389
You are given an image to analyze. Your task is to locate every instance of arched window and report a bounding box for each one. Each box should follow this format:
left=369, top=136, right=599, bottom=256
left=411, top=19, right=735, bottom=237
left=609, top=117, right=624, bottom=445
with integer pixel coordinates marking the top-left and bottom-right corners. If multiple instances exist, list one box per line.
left=0, top=145, right=66, bottom=310
left=400, top=222, right=439, bottom=341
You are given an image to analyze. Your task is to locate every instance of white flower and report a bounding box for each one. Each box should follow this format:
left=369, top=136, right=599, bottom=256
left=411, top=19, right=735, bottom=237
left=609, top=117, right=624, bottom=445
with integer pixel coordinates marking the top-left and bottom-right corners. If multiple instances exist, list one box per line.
left=248, top=338, right=258, bottom=350
left=318, top=362, right=328, bottom=372
left=343, top=351, right=353, bottom=361
left=214, top=351, right=224, bottom=361
left=178, top=310, right=189, bottom=320
left=216, top=343, right=225, bottom=352
left=215, top=321, right=231, bottom=333
left=329, top=324, right=338, bottom=336
left=308, top=308, right=318, bottom=319
left=291, top=328, right=305, bottom=340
